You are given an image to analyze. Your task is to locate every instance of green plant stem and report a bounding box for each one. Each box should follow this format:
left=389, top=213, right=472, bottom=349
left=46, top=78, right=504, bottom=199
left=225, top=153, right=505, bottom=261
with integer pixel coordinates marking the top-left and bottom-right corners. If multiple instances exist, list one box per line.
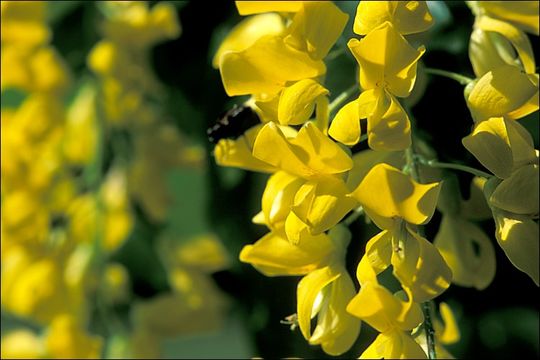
left=329, top=84, right=358, bottom=114
left=417, top=157, right=492, bottom=178
left=424, top=67, right=474, bottom=86
left=343, top=206, right=364, bottom=226
left=404, top=146, right=437, bottom=360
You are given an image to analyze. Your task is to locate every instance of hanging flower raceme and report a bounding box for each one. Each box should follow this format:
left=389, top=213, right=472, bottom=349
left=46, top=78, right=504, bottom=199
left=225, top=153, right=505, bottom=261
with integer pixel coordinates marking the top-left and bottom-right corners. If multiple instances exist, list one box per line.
left=329, top=1, right=432, bottom=151
left=462, top=116, right=539, bottom=285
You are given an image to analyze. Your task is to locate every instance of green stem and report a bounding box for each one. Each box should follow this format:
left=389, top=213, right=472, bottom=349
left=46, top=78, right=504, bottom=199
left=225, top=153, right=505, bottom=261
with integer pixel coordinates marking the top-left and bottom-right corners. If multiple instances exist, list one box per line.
left=329, top=84, right=358, bottom=114
left=424, top=67, right=474, bottom=86
left=404, top=144, right=437, bottom=360
left=343, top=206, right=364, bottom=226
left=417, top=157, right=492, bottom=178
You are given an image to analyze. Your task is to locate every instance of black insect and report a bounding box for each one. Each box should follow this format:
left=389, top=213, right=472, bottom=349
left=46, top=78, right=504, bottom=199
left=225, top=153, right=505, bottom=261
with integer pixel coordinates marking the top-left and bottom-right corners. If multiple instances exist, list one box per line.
left=207, top=105, right=260, bottom=144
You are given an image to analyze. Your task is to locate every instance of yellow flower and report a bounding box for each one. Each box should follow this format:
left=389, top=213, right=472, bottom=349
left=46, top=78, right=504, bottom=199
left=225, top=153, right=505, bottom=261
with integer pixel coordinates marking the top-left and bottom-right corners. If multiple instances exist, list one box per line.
left=101, top=1, right=180, bottom=48
left=350, top=164, right=451, bottom=302
left=213, top=13, right=285, bottom=68
left=2, top=256, right=85, bottom=325
left=484, top=177, right=539, bottom=285
left=241, top=225, right=360, bottom=355
left=462, top=116, right=537, bottom=179
left=44, top=315, right=103, bottom=359
left=349, top=163, right=441, bottom=230
left=353, top=1, right=433, bottom=35
left=0, top=0, right=50, bottom=46
left=282, top=1, right=349, bottom=61
left=253, top=122, right=352, bottom=180
left=434, top=215, right=496, bottom=290
left=62, top=83, right=98, bottom=166
left=330, top=22, right=425, bottom=149
left=465, top=65, right=539, bottom=122
left=219, top=34, right=326, bottom=97
left=473, top=0, right=539, bottom=35
left=214, top=124, right=278, bottom=173
left=235, top=1, right=303, bottom=15
left=1, top=45, right=71, bottom=93
left=1, top=329, right=44, bottom=359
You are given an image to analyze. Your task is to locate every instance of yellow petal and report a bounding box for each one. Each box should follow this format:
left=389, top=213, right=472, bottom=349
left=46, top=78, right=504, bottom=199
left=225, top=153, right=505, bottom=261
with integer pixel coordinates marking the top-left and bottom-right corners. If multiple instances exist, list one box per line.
left=367, top=91, right=412, bottom=151
left=360, top=330, right=427, bottom=359
left=469, top=28, right=519, bottom=78
left=219, top=35, right=326, bottom=96
left=328, top=98, right=362, bottom=146
left=297, top=266, right=340, bottom=341
left=467, top=64, right=539, bottom=122
left=235, top=1, right=302, bottom=15
left=350, top=163, right=441, bottom=229
left=212, top=13, right=284, bottom=68
left=292, top=176, right=357, bottom=235
left=0, top=0, right=50, bottom=46
left=214, top=125, right=277, bottom=173
left=278, top=79, right=329, bottom=125
left=253, top=122, right=352, bottom=179
left=354, top=1, right=433, bottom=35
left=45, top=315, right=103, bottom=359
left=348, top=22, right=425, bottom=97
left=361, top=230, right=393, bottom=281
left=1, top=330, right=44, bottom=359
left=434, top=215, right=496, bottom=290
left=479, top=1, right=539, bottom=35
left=239, top=230, right=333, bottom=276
left=492, top=210, right=539, bottom=285
left=346, top=149, right=405, bottom=191
left=261, top=171, right=306, bottom=230
left=309, top=271, right=361, bottom=356
left=462, top=116, right=536, bottom=178
left=474, top=16, right=535, bottom=75
left=460, top=176, right=493, bottom=221
left=391, top=227, right=452, bottom=302
left=347, top=281, right=423, bottom=333
left=284, top=210, right=312, bottom=245
left=490, top=164, right=539, bottom=215
left=284, top=1, right=349, bottom=60
left=438, top=302, right=460, bottom=345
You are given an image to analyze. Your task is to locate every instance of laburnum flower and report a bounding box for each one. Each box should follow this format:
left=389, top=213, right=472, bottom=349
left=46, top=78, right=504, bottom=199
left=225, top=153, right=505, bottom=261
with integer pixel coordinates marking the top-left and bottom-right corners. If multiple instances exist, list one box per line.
left=465, top=64, right=539, bottom=123
left=0, top=0, right=50, bottom=46
left=348, top=252, right=426, bottom=359
left=44, top=315, right=103, bottom=359
left=240, top=225, right=361, bottom=355
left=1, top=2, right=71, bottom=93
left=329, top=21, right=425, bottom=150
left=252, top=122, right=356, bottom=243
left=1, top=246, right=87, bottom=325
left=434, top=176, right=496, bottom=290
left=463, top=117, right=539, bottom=285
left=69, top=167, right=133, bottom=252
left=352, top=0, right=433, bottom=35
left=350, top=163, right=452, bottom=302
left=468, top=0, right=538, bottom=77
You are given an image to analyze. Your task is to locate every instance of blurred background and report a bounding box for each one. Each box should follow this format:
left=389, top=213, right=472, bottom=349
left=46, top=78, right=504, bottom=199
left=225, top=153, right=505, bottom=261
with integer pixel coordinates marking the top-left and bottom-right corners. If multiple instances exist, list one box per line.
left=1, top=1, right=538, bottom=359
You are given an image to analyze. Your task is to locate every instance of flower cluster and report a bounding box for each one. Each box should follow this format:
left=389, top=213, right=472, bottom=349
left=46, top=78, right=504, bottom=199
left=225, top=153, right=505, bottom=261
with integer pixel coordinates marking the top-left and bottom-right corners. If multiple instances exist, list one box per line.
left=213, top=1, right=467, bottom=357
left=1, top=2, right=230, bottom=358
left=462, top=1, right=539, bottom=286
